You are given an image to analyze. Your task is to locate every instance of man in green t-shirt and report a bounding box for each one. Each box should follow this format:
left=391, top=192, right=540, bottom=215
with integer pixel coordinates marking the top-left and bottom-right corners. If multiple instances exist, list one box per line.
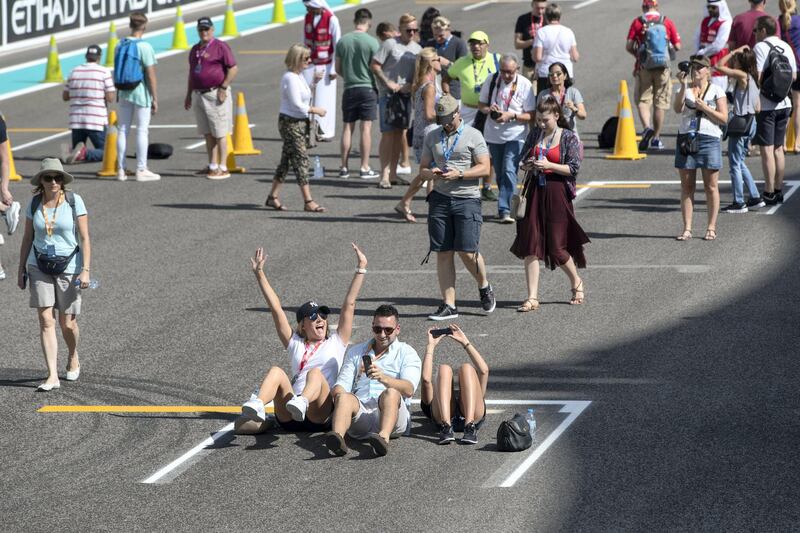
left=335, top=8, right=380, bottom=179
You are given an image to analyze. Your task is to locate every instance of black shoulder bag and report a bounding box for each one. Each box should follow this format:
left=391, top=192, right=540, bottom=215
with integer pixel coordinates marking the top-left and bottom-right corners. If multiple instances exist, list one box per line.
left=497, top=412, right=533, bottom=452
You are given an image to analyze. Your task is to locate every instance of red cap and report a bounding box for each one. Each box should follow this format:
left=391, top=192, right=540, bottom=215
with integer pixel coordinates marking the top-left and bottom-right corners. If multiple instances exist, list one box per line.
left=642, top=0, right=658, bottom=7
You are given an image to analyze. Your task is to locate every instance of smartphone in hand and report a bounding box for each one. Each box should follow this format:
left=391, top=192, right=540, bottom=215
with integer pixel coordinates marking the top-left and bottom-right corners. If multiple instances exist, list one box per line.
left=362, top=355, right=372, bottom=374
left=431, top=327, right=453, bottom=338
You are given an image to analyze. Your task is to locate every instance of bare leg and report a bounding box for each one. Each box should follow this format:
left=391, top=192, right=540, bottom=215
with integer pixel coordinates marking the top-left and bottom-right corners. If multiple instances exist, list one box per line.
left=637, top=102, right=652, bottom=131
left=268, top=181, right=283, bottom=202
left=331, top=392, right=360, bottom=437
left=457, top=363, right=485, bottom=424
left=389, top=131, right=401, bottom=183
left=523, top=255, right=540, bottom=301
left=653, top=107, right=665, bottom=139
left=760, top=145, right=776, bottom=193
left=58, top=313, right=80, bottom=372
left=299, top=183, right=324, bottom=211
left=38, top=307, right=59, bottom=385
left=379, top=132, right=392, bottom=184
left=701, top=168, right=720, bottom=233
left=377, top=388, right=401, bottom=441
left=774, top=145, right=786, bottom=192
left=400, top=173, right=426, bottom=207
left=457, top=251, right=489, bottom=288
left=300, top=367, right=333, bottom=424
left=679, top=169, right=697, bottom=236
left=432, top=364, right=453, bottom=425
left=360, top=120, right=373, bottom=171
left=204, top=134, right=216, bottom=167
left=255, top=366, right=295, bottom=422
left=436, top=251, right=457, bottom=307
left=217, top=135, right=228, bottom=169
left=340, top=122, right=354, bottom=169
left=399, top=130, right=410, bottom=168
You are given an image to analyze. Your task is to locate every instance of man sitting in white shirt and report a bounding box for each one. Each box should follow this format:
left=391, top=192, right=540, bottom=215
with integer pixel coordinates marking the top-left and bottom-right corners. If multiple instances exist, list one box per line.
left=325, top=304, right=421, bottom=457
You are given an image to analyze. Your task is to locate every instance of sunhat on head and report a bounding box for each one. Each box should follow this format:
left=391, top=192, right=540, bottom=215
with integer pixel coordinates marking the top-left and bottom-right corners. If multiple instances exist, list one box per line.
left=690, top=55, right=711, bottom=69
left=436, top=95, right=460, bottom=116
left=468, top=31, right=489, bottom=44
left=31, top=158, right=74, bottom=187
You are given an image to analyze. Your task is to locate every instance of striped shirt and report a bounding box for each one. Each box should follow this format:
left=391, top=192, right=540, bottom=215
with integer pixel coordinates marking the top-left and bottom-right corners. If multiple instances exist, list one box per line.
left=65, top=63, right=115, bottom=131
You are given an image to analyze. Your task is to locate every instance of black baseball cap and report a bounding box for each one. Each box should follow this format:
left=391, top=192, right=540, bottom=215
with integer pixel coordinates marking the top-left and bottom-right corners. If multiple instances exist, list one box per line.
left=296, top=301, right=331, bottom=322
left=85, top=44, right=102, bottom=59
left=197, top=17, right=213, bottom=29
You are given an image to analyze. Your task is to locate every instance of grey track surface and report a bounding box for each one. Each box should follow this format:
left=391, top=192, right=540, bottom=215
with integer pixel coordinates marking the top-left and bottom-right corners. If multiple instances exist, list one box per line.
left=2, top=0, right=800, bottom=530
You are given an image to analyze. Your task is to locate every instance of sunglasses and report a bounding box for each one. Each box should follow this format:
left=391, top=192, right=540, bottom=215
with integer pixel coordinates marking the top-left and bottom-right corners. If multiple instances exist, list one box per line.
left=306, top=311, right=328, bottom=321
left=549, top=71, right=564, bottom=77
left=372, top=325, right=396, bottom=336
left=303, top=56, right=312, bottom=62
left=405, top=28, right=419, bottom=34
left=41, top=175, right=63, bottom=183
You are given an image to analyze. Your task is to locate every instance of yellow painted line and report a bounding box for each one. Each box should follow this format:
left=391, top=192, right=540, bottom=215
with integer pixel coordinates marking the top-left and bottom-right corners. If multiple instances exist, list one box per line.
left=577, top=184, right=651, bottom=189
left=9, top=128, right=69, bottom=133
left=38, top=405, right=275, bottom=414
left=238, top=50, right=287, bottom=55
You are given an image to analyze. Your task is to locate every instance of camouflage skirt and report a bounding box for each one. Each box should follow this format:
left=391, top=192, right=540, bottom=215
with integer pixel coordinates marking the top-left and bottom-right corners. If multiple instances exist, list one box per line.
left=275, top=114, right=310, bottom=185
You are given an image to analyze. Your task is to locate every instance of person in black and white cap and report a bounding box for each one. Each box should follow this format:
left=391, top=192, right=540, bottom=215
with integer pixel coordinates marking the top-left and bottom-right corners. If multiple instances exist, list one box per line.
left=418, top=95, right=495, bottom=321
left=61, top=44, right=115, bottom=165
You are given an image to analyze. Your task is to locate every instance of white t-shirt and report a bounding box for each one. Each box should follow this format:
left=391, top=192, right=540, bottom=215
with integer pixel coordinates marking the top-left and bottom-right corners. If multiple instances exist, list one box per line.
left=479, top=73, right=535, bottom=144
left=754, top=35, right=797, bottom=111
left=279, top=71, right=312, bottom=119
left=678, top=83, right=726, bottom=138
left=286, top=332, right=347, bottom=395
left=533, top=24, right=577, bottom=78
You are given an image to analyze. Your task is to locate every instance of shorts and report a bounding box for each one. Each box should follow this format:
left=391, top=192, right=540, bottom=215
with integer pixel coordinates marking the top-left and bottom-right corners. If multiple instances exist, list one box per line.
left=420, top=393, right=487, bottom=432
left=347, top=396, right=410, bottom=439
left=379, top=93, right=411, bottom=133
left=193, top=87, right=233, bottom=138
left=277, top=416, right=331, bottom=433
left=342, top=87, right=378, bottom=123
left=427, top=190, right=483, bottom=253
left=674, top=133, right=722, bottom=170
left=754, top=108, right=791, bottom=147
left=27, top=263, right=81, bottom=314
left=635, top=67, right=671, bottom=109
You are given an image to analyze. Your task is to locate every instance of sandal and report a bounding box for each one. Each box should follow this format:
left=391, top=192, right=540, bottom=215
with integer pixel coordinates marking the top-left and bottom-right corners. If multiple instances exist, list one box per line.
left=676, top=229, right=692, bottom=241
left=265, top=195, right=287, bottom=211
left=703, top=228, right=717, bottom=241
left=517, top=298, right=540, bottom=312
left=304, top=199, right=326, bottom=213
left=377, top=181, right=392, bottom=189
left=570, top=280, right=585, bottom=305
left=393, top=202, right=417, bottom=223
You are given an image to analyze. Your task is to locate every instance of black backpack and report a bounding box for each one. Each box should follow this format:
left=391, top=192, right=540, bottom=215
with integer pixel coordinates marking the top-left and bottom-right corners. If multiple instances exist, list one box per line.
left=598, top=116, right=619, bottom=149
left=760, top=42, right=794, bottom=103
left=496, top=413, right=533, bottom=452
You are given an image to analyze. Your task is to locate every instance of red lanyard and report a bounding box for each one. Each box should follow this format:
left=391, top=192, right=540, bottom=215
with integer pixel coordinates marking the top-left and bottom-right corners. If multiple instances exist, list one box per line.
left=195, top=39, right=214, bottom=68
left=298, top=339, right=324, bottom=372
left=495, top=76, right=518, bottom=111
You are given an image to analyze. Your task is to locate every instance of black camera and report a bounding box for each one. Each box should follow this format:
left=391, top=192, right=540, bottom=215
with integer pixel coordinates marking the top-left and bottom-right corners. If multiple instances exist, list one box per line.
left=490, top=110, right=502, bottom=121
left=678, top=60, right=691, bottom=74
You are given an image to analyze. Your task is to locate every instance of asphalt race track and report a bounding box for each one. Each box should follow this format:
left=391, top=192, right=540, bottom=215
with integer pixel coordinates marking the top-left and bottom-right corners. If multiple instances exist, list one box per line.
left=1, top=0, right=799, bottom=530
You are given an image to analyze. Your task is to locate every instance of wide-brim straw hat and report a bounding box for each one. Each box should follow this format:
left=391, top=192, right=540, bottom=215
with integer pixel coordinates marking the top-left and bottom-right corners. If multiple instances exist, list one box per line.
left=31, top=158, right=74, bottom=187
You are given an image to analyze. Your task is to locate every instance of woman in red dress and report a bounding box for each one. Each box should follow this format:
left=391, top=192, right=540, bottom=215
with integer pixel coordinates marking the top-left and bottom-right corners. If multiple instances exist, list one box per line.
left=510, top=96, right=589, bottom=311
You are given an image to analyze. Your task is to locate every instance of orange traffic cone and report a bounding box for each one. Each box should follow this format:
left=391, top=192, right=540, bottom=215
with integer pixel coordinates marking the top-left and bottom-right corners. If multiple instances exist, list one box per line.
left=6, top=139, right=23, bottom=181
left=98, top=111, right=119, bottom=177
left=786, top=111, right=797, bottom=153
left=225, top=133, right=245, bottom=173
left=232, top=92, right=261, bottom=156
left=606, top=80, right=646, bottom=160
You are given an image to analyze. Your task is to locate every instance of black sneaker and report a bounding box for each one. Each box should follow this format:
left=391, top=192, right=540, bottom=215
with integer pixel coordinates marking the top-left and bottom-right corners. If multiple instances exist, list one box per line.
left=746, top=197, right=766, bottom=209
left=722, top=202, right=748, bottom=213
left=775, top=189, right=784, bottom=203
left=638, top=128, right=654, bottom=152
left=428, top=303, right=458, bottom=321
left=437, top=423, right=455, bottom=445
left=479, top=284, right=496, bottom=313
left=764, top=192, right=779, bottom=206
left=461, top=423, right=479, bottom=444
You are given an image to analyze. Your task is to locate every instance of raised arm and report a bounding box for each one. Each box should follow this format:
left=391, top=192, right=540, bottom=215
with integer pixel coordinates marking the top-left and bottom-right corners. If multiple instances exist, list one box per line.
left=250, top=247, right=293, bottom=348
left=421, top=328, right=445, bottom=404
left=447, top=324, right=489, bottom=395
left=336, top=243, right=368, bottom=345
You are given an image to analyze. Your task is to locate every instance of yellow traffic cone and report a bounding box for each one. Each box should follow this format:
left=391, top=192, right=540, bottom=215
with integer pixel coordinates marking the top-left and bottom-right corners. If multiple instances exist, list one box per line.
left=272, top=0, right=287, bottom=24
left=6, top=140, right=23, bottom=181
left=171, top=6, right=190, bottom=50
left=223, top=0, right=239, bottom=37
left=98, top=111, right=119, bottom=177
left=104, top=22, right=119, bottom=67
left=786, top=111, right=797, bottom=153
left=226, top=133, right=245, bottom=173
left=232, top=92, right=261, bottom=155
left=606, top=80, right=646, bottom=160
left=41, top=36, right=64, bottom=83
left=345, top=0, right=360, bottom=5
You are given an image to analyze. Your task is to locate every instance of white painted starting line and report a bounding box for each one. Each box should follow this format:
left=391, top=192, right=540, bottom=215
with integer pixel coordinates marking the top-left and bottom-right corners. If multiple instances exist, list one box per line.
left=141, top=398, right=590, bottom=487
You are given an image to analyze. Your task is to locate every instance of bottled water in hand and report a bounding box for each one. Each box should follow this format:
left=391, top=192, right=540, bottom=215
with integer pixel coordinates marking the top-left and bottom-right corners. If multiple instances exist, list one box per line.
left=73, top=278, right=100, bottom=289
left=526, top=408, right=537, bottom=436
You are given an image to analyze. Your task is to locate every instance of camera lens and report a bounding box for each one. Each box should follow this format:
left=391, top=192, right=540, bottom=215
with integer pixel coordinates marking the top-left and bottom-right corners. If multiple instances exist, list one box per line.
left=678, top=61, right=691, bottom=73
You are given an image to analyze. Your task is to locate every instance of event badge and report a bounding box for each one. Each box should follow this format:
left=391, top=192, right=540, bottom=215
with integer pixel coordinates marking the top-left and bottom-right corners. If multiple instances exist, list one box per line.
left=46, top=244, right=56, bottom=258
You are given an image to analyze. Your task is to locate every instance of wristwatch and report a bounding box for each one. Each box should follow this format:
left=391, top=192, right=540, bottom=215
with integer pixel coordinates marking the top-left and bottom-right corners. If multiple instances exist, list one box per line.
left=458, top=170, right=464, bottom=180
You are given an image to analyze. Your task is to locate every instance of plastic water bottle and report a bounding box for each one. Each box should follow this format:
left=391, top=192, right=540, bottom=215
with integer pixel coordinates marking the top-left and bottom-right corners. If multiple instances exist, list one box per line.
left=73, top=279, right=100, bottom=289
left=313, top=156, right=324, bottom=179
left=526, top=408, right=537, bottom=436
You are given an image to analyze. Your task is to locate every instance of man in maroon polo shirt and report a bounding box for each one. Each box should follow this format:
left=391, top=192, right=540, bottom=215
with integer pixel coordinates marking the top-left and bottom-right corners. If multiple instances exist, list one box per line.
left=184, top=16, right=239, bottom=180
left=730, top=0, right=773, bottom=49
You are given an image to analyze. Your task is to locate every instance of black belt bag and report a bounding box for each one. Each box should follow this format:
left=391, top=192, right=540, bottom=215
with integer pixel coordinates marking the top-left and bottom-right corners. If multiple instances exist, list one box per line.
left=34, top=246, right=79, bottom=276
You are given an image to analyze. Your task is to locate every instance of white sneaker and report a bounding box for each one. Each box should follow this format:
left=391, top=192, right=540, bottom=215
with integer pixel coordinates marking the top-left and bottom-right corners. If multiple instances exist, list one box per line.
left=6, top=201, right=20, bottom=235
left=285, top=395, right=308, bottom=422
left=117, top=168, right=128, bottom=182
left=0, top=269, right=6, bottom=280
left=396, top=164, right=412, bottom=175
left=242, top=398, right=266, bottom=422
left=135, top=169, right=161, bottom=182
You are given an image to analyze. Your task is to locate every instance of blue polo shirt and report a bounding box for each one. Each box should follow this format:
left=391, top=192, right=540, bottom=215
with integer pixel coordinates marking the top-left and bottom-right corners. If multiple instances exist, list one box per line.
left=336, top=339, right=421, bottom=402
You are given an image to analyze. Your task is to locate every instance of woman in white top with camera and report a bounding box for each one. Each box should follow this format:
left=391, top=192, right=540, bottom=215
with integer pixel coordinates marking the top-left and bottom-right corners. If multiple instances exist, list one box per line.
left=672, top=55, right=728, bottom=242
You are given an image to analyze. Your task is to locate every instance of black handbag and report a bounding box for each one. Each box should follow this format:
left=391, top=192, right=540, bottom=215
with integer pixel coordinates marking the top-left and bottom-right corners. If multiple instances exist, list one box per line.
left=724, top=79, right=755, bottom=139
left=496, top=413, right=533, bottom=452
left=677, top=132, right=700, bottom=156
left=384, top=92, right=410, bottom=129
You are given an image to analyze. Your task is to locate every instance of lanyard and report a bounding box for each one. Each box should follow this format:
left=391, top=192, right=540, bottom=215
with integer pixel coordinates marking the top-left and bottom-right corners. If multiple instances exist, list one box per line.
left=435, top=36, right=451, bottom=53
left=472, top=57, right=489, bottom=85
left=194, top=39, right=214, bottom=71
left=41, top=191, right=63, bottom=237
left=535, top=128, right=559, bottom=186
left=298, top=339, right=324, bottom=373
left=440, top=121, right=464, bottom=165
left=495, top=76, right=518, bottom=111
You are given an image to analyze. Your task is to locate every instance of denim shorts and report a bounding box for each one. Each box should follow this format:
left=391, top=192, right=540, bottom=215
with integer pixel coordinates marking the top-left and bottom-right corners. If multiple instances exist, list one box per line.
left=674, top=134, right=722, bottom=170
left=427, top=190, right=482, bottom=253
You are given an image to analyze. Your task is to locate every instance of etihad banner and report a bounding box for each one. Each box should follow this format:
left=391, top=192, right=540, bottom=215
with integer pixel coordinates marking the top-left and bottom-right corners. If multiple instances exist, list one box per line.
left=2, top=0, right=205, bottom=45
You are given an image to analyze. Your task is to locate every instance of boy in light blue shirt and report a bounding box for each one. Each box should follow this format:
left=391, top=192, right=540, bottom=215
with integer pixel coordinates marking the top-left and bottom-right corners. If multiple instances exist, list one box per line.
left=325, top=304, right=420, bottom=457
